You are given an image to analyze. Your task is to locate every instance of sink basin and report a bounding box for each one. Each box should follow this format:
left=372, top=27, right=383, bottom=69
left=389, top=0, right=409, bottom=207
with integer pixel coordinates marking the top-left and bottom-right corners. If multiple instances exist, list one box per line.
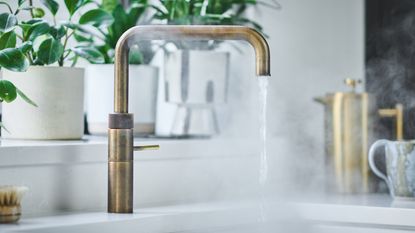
left=3, top=196, right=413, bottom=233
left=0, top=202, right=310, bottom=233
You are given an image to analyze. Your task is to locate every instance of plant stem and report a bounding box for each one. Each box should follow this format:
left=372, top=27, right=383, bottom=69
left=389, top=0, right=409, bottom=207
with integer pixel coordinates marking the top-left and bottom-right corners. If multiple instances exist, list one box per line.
left=63, top=50, right=72, bottom=60
left=96, top=28, right=107, bottom=37
left=59, top=30, right=75, bottom=66
left=85, top=28, right=106, bottom=41
left=16, top=34, right=24, bottom=41
left=0, top=2, right=13, bottom=14
left=63, top=31, right=74, bottom=51
left=29, top=0, right=34, bottom=18
left=27, top=52, right=33, bottom=65
left=70, top=56, right=78, bottom=67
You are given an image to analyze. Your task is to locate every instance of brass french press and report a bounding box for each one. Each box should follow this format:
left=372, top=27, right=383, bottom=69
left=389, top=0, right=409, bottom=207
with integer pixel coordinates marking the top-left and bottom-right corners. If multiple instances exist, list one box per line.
left=315, top=78, right=403, bottom=194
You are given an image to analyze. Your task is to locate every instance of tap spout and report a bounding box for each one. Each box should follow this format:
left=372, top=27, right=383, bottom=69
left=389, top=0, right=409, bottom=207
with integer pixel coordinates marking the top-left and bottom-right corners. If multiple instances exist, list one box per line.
left=114, top=25, right=271, bottom=113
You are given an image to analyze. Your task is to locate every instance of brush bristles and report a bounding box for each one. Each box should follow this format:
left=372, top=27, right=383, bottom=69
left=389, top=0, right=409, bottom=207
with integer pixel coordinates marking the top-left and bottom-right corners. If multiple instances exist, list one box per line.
left=0, top=186, right=28, bottom=206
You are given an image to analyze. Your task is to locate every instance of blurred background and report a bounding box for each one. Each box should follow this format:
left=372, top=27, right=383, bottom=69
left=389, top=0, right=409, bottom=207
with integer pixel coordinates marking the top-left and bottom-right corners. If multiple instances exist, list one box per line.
left=4, top=0, right=415, bottom=232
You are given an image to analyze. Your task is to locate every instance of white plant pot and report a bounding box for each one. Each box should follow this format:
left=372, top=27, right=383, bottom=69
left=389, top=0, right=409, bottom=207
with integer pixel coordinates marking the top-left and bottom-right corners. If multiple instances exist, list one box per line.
left=85, top=64, right=159, bottom=135
left=161, top=50, right=229, bottom=137
left=164, top=50, right=229, bottom=104
left=2, top=66, right=85, bottom=140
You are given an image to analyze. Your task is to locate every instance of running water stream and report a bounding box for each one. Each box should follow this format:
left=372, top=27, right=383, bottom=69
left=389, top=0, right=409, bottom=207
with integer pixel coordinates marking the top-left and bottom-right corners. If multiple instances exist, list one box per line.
left=258, top=76, right=269, bottom=223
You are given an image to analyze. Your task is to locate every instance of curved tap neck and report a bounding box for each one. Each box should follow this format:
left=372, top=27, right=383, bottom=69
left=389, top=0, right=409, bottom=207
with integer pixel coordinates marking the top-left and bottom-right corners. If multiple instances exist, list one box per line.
left=114, top=25, right=271, bottom=113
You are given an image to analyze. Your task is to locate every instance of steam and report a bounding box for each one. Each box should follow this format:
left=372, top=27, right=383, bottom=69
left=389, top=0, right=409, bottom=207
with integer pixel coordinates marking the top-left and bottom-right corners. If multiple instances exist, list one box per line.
left=367, top=13, right=415, bottom=137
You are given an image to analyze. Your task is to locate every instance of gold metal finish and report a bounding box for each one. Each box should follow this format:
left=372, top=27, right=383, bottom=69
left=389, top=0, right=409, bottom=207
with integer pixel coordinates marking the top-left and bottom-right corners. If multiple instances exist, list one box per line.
left=108, top=128, right=159, bottom=213
left=109, top=25, right=271, bottom=213
left=134, top=145, right=160, bottom=151
left=316, top=81, right=405, bottom=194
left=344, top=78, right=362, bottom=92
left=379, top=104, right=404, bottom=140
left=316, top=78, right=374, bottom=193
left=108, top=129, right=133, bottom=162
left=114, top=25, right=271, bottom=113
left=322, top=92, right=373, bottom=193
left=108, top=129, right=133, bottom=213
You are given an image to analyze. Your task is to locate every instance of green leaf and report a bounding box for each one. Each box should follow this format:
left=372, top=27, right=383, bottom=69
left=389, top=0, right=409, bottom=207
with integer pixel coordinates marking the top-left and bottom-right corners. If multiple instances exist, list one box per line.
left=18, top=0, right=26, bottom=6
left=15, top=6, right=35, bottom=16
left=0, top=48, right=29, bottom=72
left=20, top=19, right=41, bottom=33
left=61, top=21, right=89, bottom=34
left=50, top=25, right=65, bottom=39
left=79, top=9, right=114, bottom=27
left=32, top=34, right=51, bottom=51
left=18, top=41, right=33, bottom=53
left=127, top=2, right=146, bottom=26
left=73, top=32, right=93, bottom=43
left=102, top=0, right=118, bottom=12
left=71, top=46, right=105, bottom=64
left=128, top=45, right=143, bottom=64
left=23, top=19, right=44, bottom=25
left=0, top=13, right=17, bottom=32
left=40, top=0, right=59, bottom=16
left=107, top=5, right=129, bottom=47
left=36, top=38, right=64, bottom=65
left=33, top=8, right=46, bottom=18
left=0, top=30, right=16, bottom=50
left=96, top=45, right=113, bottom=63
left=26, top=21, right=50, bottom=41
left=0, top=80, right=17, bottom=103
left=16, top=88, right=38, bottom=107
left=65, top=0, right=83, bottom=16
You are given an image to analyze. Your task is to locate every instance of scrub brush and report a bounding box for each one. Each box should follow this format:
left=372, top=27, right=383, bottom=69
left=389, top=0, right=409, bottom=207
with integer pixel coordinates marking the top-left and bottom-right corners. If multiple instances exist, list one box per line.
left=0, top=186, right=28, bottom=223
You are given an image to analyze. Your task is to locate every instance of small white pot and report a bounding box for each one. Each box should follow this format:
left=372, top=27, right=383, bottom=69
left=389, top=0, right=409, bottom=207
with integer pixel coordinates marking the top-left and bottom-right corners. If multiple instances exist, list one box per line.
left=85, top=64, right=159, bottom=135
left=164, top=50, right=229, bottom=104
left=159, top=50, right=229, bottom=137
left=2, top=66, right=85, bottom=140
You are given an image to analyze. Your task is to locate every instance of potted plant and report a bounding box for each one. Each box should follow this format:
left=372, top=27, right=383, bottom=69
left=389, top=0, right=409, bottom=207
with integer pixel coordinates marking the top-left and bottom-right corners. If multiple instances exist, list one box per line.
left=78, top=0, right=159, bottom=136
left=0, top=0, right=104, bottom=140
left=153, top=0, right=280, bottom=137
left=0, top=44, right=37, bottom=131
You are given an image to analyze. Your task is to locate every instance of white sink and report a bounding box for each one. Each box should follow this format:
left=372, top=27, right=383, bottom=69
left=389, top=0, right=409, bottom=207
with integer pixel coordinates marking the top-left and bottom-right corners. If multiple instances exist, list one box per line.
left=0, top=202, right=264, bottom=233
left=3, top=196, right=415, bottom=233
left=0, top=201, right=315, bottom=233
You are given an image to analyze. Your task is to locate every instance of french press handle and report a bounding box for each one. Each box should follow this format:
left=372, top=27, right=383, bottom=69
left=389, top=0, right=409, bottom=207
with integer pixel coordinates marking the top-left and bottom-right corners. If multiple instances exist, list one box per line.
left=378, top=104, right=404, bottom=140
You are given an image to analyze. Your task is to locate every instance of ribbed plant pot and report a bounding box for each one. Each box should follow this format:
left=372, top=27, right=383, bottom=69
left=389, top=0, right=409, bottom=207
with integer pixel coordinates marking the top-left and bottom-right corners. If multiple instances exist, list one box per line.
left=162, top=50, right=229, bottom=137
left=85, top=64, right=159, bottom=136
left=1, top=66, right=85, bottom=140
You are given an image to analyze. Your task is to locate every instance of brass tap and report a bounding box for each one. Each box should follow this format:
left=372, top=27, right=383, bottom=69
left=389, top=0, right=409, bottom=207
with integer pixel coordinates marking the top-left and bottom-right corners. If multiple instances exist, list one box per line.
left=108, top=25, right=271, bottom=213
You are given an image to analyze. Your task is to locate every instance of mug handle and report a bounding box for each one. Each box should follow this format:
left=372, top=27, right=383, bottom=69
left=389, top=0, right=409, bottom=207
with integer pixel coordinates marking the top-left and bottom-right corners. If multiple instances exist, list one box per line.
left=368, top=139, right=390, bottom=187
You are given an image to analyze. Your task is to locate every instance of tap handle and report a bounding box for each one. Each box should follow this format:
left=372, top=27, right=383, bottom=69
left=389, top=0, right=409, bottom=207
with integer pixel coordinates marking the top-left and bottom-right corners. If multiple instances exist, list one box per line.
left=133, top=145, right=160, bottom=151
left=378, top=104, right=404, bottom=140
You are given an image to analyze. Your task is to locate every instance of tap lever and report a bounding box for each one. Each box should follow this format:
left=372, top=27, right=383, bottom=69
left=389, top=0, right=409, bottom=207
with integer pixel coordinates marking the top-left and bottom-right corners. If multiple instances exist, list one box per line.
left=133, top=145, right=160, bottom=151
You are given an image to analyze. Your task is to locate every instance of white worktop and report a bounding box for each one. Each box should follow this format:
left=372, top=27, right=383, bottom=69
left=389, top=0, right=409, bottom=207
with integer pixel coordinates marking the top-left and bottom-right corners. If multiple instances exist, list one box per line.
left=0, top=136, right=260, bottom=166
left=1, top=201, right=265, bottom=233
left=295, top=194, right=415, bottom=229
left=2, top=195, right=415, bottom=233
left=1, top=137, right=414, bottom=232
